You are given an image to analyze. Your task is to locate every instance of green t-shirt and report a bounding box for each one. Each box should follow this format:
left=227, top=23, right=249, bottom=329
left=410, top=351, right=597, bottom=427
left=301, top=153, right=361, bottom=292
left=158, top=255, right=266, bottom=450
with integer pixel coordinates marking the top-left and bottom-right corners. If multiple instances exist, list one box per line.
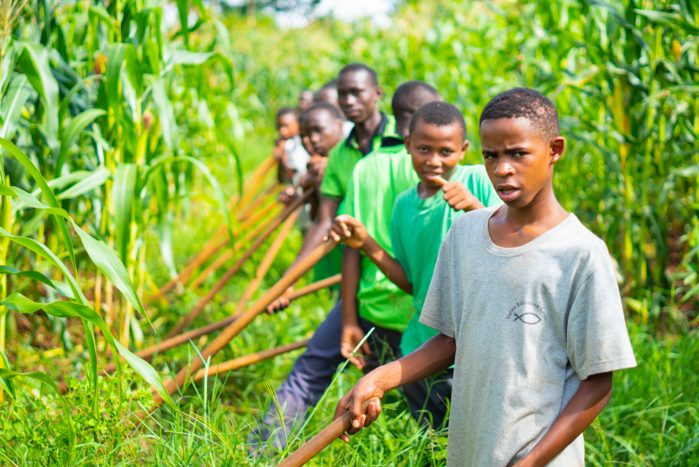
left=391, top=164, right=502, bottom=354
left=314, top=113, right=396, bottom=282
left=343, top=141, right=420, bottom=332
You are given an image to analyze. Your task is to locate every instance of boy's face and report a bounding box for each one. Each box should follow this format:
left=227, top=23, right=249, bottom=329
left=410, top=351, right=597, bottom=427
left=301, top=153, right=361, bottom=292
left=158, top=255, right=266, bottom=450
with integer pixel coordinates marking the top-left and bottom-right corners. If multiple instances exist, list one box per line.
left=338, top=70, right=382, bottom=124
left=277, top=113, right=299, bottom=140
left=301, top=109, right=343, bottom=157
left=406, top=120, right=468, bottom=189
left=299, top=90, right=314, bottom=111
left=480, top=117, right=565, bottom=208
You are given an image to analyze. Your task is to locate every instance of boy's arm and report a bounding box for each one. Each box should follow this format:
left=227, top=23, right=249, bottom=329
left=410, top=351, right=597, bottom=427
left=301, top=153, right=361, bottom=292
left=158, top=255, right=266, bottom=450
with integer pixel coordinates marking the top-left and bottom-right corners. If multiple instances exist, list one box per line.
left=340, top=247, right=371, bottom=368
left=329, top=215, right=412, bottom=294
left=333, top=333, right=456, bottom=441
left=515, top=372, right=613, bottom=467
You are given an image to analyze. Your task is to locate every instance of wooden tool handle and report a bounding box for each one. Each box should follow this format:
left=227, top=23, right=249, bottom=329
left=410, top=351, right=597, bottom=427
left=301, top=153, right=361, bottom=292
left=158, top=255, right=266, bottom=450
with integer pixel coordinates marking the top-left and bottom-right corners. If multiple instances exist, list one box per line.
left=276, top=400, right=371, bottom=467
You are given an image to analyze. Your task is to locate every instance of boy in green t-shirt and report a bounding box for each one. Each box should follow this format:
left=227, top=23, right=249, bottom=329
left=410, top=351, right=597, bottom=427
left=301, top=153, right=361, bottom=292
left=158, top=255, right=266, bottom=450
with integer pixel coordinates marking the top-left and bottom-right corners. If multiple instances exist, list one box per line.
left=334, top=88, right=636, bottom=466
left=339, top=81, right=441, bottom=372
left=332, top=101, right=501, bottom=428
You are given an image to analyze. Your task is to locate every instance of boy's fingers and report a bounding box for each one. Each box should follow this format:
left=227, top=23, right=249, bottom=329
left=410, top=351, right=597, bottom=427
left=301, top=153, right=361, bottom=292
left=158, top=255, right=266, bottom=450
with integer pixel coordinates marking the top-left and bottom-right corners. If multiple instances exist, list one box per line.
left=433, top=176, right=448, bottom=187
left=340, top=433, right=350, bottom=443
left=365, top=399, right=382, bottom=427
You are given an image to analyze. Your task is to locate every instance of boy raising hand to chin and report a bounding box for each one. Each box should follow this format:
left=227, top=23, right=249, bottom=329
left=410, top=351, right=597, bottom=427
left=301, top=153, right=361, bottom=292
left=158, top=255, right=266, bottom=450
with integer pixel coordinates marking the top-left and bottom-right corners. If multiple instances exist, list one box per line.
left=333, top=88, right=636, bottom=466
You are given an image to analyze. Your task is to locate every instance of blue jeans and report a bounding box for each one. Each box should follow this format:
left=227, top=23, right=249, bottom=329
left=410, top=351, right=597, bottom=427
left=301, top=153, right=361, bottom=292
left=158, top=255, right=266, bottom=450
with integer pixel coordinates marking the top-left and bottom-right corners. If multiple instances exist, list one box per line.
left=249, top=299, right=402, bottom=452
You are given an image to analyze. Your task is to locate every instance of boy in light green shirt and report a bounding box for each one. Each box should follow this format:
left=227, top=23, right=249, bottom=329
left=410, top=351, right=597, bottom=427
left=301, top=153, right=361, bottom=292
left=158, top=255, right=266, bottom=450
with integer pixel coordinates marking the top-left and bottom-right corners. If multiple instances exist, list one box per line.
left=332, top=101, right=501, bottom=428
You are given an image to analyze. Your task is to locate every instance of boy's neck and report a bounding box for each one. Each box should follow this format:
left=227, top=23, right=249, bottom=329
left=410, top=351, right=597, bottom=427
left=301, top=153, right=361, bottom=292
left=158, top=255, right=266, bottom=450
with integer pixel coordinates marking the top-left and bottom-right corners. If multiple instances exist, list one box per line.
left=489, top=186, right=569, bottom=248
left=354, top=110, right=382, bottom=152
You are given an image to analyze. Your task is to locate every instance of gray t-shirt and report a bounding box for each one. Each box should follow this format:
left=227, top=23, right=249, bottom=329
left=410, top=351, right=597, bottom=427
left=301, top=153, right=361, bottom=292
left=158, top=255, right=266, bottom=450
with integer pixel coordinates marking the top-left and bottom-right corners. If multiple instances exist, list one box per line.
left=420, top=206, right=637, bottom=467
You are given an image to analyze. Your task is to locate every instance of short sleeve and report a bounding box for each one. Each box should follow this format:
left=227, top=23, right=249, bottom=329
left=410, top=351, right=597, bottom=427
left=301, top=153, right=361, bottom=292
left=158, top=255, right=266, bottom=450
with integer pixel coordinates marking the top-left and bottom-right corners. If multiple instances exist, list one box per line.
left=566, top=255, right=637, bottom=380
left=320, top=144, right=344, bottom=201
left=419, top=231, right=456, bottom=338
left=390, top=201, right=411, bottom=285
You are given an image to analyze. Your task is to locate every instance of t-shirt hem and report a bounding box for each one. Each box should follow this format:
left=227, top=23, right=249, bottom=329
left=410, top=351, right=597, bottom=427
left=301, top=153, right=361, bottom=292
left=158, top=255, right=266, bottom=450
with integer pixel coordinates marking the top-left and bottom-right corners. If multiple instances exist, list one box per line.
left=577, top=356, right=638, bottom=380
left=418, top=312, right=454, bottom=338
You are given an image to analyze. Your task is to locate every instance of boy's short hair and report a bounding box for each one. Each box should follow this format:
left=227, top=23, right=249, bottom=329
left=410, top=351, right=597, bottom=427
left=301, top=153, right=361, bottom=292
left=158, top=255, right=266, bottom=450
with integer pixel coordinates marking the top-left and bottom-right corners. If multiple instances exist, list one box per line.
left=339, top=64, right=378, bottom=86
left=409, top=101, right=467, bottom=141
left=479, top=87, right=559, bottom=141
left=300, top=102, right=343, bottom=122
left=392, top=81, right=441, bottom=115
left=277, top=107, right=297, bottom=120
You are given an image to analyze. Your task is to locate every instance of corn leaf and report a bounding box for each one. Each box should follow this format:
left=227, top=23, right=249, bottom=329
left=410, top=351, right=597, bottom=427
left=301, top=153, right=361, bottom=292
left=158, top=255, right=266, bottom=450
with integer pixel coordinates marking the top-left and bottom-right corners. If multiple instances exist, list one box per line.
left=0, top=74, right=32, bottom=140
left=1, top=293, right=174, bottom=408
left=112, top=163, right=138, bottom=264
left=15, top=42, right=59, bottom=154
left=57, top=109, right=108, bottom=175
left=57, top=166, right=111, bottom=200
left=0, top=265, right=74, bottom=299
left=0, top=138, right=78, bottom=276
left=70, top=219, right=147, bottom=321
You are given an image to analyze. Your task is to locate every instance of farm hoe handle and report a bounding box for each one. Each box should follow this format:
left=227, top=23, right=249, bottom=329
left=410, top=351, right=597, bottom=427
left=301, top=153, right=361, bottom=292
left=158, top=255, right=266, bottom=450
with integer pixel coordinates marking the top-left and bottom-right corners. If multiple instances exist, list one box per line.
left=275, top=400, right=372, bottom=467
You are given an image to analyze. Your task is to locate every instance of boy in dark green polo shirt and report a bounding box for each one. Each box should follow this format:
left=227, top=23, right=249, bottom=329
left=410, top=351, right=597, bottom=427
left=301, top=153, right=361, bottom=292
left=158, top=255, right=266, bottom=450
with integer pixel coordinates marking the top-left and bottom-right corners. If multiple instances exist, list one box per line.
left=251, top=64, right=399, bottom=452
left=330, top=101, right=501, bottom=429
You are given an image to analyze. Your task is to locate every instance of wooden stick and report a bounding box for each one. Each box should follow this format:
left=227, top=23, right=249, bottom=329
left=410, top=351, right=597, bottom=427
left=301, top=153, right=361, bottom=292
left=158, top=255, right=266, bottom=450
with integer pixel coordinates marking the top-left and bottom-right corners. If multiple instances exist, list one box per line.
left=191, top=338, right=310, bottom=382
left=237, top=157, right=278, bottom=209
left=150, top=237, right=339, bottom=409
left=189, top=203, right=281, bottom=291
left=285, top=274, right=341, bottom=301
left=151, top=193, right=281, bottom=300
left=275, top=400, right=371, bottom=467
left=165, top=190, right=314, bottom=339
left=237, top=184, right=283, bottom=222
left=233, top=209, right=298, bottom=314
left=98, top=274, right=340, bottom=379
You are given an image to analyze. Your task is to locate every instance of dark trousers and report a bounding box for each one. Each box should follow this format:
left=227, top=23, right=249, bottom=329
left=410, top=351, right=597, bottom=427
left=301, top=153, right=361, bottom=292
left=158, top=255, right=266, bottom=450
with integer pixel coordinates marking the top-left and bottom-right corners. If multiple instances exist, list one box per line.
left=402, top=369, right=453, bottom=430
left=249, top=299, right=402, bottom=452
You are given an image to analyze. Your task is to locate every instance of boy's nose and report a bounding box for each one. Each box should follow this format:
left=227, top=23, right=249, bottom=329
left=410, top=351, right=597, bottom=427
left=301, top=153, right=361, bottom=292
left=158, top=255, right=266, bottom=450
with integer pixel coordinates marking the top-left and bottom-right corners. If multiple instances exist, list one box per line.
left=494, top=161, right=515, bottom=177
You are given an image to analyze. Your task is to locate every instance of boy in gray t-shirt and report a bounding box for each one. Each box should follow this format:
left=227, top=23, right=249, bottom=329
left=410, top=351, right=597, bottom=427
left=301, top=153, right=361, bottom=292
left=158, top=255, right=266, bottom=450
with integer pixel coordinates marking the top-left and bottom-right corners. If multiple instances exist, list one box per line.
left=332, top=88, right=637, bottom=467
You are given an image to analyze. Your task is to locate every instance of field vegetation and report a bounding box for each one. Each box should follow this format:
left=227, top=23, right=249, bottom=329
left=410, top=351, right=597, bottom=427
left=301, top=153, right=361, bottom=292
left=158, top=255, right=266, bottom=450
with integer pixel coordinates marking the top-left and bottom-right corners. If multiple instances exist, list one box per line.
left=0, top=0, right=698, bottom=465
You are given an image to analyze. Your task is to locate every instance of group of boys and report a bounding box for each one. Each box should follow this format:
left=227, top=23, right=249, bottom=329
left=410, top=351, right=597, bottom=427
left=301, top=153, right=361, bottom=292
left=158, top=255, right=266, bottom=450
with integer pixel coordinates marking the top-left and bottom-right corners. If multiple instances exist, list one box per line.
left=252, top=63, right=636, bottom=467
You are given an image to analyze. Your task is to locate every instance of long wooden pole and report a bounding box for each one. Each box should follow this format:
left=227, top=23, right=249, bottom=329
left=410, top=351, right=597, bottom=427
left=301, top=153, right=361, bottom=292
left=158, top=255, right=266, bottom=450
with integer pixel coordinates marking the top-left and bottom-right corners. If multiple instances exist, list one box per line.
left=165, top=190, right=314, bottom=339
left=191, top=338, right=310, bottom=382
left=232, top=208, right=298, bottom=314
left=98, top=274, right=340, bottom=378
left=275, top=400, right=371, bottom=467
left=150, top=237, right=339, bottom=409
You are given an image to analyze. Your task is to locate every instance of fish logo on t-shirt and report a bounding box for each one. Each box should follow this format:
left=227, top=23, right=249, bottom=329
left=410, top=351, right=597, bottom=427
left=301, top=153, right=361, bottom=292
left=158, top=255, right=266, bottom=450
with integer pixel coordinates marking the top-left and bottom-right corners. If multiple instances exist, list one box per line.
left=505, top=301, right=547, bottom=325
left=512, top=312, right=541, bottom=325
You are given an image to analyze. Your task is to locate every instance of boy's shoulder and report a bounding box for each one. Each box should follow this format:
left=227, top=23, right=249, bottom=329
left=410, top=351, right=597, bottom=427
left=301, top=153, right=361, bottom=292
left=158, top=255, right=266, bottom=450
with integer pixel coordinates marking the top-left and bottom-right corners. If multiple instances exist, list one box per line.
left=451, top=209, right=612, bottom=270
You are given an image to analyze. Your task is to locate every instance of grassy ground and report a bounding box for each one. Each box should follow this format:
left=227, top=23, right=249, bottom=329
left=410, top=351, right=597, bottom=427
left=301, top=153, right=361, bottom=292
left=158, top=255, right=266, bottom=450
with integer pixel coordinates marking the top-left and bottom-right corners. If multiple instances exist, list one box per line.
left=4, top=134, right=699, bottom=466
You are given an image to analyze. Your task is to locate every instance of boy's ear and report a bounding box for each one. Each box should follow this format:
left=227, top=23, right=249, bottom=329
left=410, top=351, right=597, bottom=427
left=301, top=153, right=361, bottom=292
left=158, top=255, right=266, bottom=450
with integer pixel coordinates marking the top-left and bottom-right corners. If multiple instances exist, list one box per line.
left=460, top=140, right=469, bottom=160
left=404, top=135, right=411, bottom=152
left=375, top=85, right=383, bottom=101
left=550, top=136, right=565, bottom=164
